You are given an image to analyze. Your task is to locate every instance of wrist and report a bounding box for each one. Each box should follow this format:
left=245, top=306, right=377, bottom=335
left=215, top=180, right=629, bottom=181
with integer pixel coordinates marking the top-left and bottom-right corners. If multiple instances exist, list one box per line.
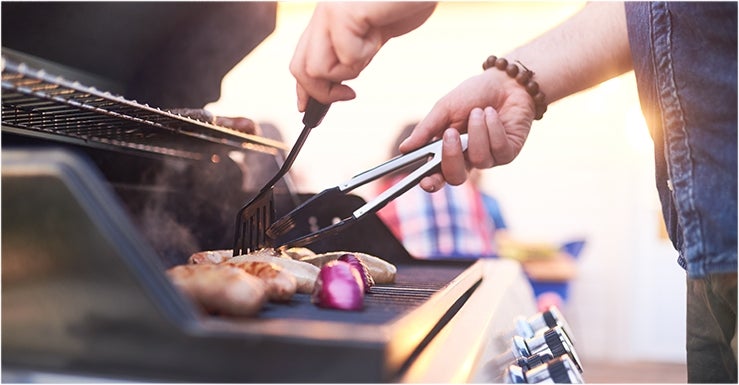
left=482, top=55, right=547, bottom=120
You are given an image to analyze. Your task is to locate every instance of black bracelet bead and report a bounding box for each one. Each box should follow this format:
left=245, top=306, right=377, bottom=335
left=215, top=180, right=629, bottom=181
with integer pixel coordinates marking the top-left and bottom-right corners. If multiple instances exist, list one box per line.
left=482, top=55, right=547, bottom=120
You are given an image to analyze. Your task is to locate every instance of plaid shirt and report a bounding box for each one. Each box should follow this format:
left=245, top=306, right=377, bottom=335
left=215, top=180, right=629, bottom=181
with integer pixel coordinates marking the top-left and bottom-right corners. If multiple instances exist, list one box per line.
left=377, top=179, right=502, bottom=260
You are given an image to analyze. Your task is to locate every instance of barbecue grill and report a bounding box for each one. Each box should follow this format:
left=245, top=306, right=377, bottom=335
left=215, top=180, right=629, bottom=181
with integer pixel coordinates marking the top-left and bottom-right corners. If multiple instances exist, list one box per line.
left=1, top=3, right=559, bottom=382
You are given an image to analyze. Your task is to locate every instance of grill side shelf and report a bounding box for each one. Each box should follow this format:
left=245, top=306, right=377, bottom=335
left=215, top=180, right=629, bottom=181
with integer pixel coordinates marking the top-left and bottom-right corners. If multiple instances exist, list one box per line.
left=1, top=56, right=287, bottom=159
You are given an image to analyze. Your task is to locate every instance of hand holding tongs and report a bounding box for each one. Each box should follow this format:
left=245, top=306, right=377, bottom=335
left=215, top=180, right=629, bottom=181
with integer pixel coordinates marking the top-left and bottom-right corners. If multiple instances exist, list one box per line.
left=266, top=133, right=470, bottom=249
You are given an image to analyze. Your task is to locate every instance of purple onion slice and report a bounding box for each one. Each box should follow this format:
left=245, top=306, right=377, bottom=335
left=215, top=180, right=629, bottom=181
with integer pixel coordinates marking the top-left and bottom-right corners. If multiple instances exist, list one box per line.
left=337, top=253, right=375, bottom=291
left=312, top=260, right=364, bottom=311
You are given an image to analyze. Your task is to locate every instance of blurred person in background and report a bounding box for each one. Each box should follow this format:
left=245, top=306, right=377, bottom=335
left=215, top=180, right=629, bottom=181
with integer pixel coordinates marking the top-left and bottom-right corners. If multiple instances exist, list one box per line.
left=290, top=2, right=737, bottom=382
left=376, top=123, right=501, bottom=260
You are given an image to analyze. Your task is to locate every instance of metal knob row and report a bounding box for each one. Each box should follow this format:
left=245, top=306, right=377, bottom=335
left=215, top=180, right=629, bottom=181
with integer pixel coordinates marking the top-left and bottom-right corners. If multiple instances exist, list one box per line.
left=500, top=306, right=584, bottom=383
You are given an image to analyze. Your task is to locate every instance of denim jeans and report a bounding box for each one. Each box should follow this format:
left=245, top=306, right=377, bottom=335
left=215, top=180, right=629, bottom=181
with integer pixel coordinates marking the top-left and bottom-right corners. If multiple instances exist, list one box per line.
left=625, top=2, right=737, bottom=382
left=687, top=273, right=737, bottom=383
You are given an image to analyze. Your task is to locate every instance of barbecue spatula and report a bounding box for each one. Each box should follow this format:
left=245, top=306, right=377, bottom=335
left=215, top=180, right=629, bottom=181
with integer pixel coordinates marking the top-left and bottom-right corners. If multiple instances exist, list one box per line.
left=266, top=133, right=470, bottom=249
left=232, top=98, right=330, bottom=256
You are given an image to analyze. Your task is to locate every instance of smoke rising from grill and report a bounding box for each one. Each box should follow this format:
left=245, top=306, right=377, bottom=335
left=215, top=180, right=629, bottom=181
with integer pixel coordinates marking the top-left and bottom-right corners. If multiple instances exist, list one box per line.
left=134, top=150, right=253, bottom=267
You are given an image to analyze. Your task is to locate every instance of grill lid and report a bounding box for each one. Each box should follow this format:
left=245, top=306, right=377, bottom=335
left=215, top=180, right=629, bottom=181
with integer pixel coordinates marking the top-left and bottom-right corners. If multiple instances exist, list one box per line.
left=1, top=54, right=287, bottom=160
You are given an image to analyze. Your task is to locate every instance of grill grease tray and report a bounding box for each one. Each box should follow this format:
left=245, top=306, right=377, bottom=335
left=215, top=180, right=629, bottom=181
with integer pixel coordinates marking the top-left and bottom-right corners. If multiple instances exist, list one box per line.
left=1, top=55, right=285, bottom=159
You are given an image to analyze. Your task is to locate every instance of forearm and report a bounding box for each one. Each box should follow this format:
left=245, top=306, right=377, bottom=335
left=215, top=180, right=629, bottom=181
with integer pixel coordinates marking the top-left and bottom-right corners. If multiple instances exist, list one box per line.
left=506, top=2, right=633, bottom=105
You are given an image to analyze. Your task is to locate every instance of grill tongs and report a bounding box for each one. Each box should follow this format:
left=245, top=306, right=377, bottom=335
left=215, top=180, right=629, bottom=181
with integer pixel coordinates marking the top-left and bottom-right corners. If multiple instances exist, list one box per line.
left=267, top=133, right=470, bottom=249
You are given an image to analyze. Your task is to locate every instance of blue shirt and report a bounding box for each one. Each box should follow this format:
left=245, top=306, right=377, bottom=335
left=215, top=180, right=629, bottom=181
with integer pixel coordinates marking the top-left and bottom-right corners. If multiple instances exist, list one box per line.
left=625, top=2, right=737, bottom=278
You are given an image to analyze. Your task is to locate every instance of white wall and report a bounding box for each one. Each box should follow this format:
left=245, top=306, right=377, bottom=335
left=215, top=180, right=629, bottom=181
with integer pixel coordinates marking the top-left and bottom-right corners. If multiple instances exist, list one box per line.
left=208, top=2, right=686, bottom=363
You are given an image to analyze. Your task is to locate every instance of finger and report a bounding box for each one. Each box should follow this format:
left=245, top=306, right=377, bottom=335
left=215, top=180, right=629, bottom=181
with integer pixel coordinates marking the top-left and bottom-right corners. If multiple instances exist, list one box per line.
left=327, top=83, right=357, bottom=102
left=440, top=128, right=468, bottom=186
left=419, top=173, right=446, bottom=193
left=466, top=107, right=495, bottom=168
left=328, top=33, right=379, bottom=81
left=484, top=106, right=515, bottom=165
left=398, top=102, right=451, bottom=153
left=214, top=116, right=258, bottom=135
left=292, top=26, right=356, bottom=108
left=295, top=79, right=356, bottom=111
left=296, top=83, right=309, bottom=112
left=305, top=36, right=364, bottom=82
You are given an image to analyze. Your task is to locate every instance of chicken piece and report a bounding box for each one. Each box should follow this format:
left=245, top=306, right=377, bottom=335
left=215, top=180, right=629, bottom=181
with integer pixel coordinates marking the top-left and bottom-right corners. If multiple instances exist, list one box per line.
left=188, top=249, right=233, bottom=265
left=166, top=264, right=267, bottom=317
left=282, top=246, right=317, bottom=260
left=224, top=260, right=297, bottom=302
left=229, top=249, right=320, bottom=293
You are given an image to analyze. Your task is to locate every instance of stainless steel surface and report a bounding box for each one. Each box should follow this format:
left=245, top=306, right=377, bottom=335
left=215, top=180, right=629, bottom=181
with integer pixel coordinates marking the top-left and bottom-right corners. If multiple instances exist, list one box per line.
left=403, top=259, right=538, bottom=383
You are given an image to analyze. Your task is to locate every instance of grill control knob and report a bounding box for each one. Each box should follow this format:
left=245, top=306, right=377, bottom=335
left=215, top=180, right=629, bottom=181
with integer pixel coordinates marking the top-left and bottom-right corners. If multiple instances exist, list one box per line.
left=505, top=355, right=583, bottom=383
left=515, top=352, right=553, bottom=372
left=507, top=326, right=582, bottom=374
left=523, top=326, right=583, bottom=374
left=514, top=305, right=576, bottom=345
left=505, top=363, right=527, bottom=383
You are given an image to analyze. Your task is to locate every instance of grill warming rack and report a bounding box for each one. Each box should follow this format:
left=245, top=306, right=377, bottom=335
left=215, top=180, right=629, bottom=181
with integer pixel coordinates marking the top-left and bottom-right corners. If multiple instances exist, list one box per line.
left=1, top=55, right=286, bottom=160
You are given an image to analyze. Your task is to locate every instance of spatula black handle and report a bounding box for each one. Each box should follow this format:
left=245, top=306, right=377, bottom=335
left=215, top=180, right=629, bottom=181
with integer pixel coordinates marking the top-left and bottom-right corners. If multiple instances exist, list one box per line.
left=302, top=97, right=331, bottom=129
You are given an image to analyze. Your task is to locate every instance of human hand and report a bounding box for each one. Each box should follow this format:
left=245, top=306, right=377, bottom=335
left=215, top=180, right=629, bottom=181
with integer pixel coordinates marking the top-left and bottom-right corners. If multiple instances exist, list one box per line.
left=399, top=69, right=535, bottom=191
left=169, top=108, right=259, bottom=135
left=214, top=116, right=259, bottom=135
left=289, top=2, right=436, bottom=111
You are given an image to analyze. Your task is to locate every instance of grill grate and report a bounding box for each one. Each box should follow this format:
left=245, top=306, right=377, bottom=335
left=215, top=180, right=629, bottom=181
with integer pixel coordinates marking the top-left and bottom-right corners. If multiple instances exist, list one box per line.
left=256, top=264, right=472, bottom=325
left=1, top=56, right=286, bottom=159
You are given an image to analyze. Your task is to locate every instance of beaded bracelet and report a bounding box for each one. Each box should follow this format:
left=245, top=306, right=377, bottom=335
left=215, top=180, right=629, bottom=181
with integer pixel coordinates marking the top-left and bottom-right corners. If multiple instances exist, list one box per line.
left=482, top=55, right=547, bottom=120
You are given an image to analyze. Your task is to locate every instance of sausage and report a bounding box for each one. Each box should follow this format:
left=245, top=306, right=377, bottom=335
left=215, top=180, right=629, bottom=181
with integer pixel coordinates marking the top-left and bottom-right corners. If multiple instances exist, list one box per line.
left=224, top=260, right=297, bottom=302
left=166, top=264, right=267, bottom=317
left=300, top=251, right=397, bottom=284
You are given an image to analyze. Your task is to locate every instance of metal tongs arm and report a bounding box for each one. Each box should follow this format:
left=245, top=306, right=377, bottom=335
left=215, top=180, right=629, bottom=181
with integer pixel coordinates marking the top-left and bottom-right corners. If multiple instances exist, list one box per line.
left=348, top=133, right=470, bottom=218
left=267, top=134, right=469, bottom=248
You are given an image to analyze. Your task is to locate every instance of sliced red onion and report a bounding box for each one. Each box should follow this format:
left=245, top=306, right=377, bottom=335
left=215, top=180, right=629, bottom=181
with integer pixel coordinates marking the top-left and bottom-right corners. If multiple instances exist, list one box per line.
left=312, top=260, right=364, bottom=311
left=337, top=253, right=375, bottom=291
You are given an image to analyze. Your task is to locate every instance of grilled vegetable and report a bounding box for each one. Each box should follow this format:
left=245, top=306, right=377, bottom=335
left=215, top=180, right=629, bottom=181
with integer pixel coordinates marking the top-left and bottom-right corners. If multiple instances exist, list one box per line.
left=312, top=261, right=364, bottom=311
left=337, top=253, right=375, bottom=292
